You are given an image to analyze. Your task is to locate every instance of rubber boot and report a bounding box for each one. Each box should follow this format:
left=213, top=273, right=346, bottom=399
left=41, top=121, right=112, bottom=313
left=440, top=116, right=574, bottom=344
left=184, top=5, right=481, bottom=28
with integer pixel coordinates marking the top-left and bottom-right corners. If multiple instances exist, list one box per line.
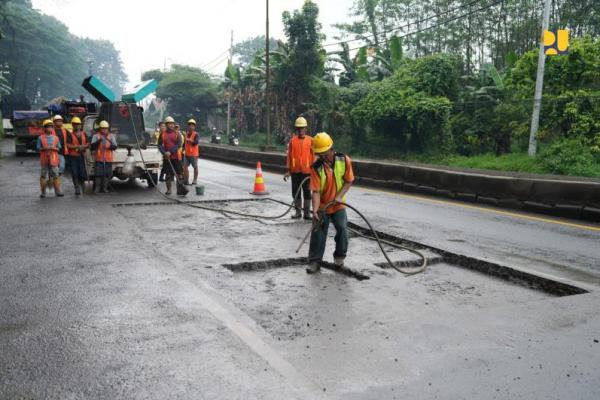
left=53, top=177, right=64, bottom=197
left=303, top=201, right=311, bottom=220
left=73, top=177, right=81, bottom=195
left=40, top=178, right=47, bottom=198
left=94, top=178, right=102, bottom=194
left=102, top=178, right=110, bottom=193
left=291, top=198, right=302, bottom=219
left=334, top=257, right=345, bottom=270
left=306, top=261, right=320, bottom=274
left=165, top=180, right=172, bottom=195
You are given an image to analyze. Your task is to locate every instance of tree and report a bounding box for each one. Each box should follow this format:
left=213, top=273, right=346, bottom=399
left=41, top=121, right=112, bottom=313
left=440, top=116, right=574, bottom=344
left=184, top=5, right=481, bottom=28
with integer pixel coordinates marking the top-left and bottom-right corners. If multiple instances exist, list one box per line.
left=232, top=36, right=278, bottom=66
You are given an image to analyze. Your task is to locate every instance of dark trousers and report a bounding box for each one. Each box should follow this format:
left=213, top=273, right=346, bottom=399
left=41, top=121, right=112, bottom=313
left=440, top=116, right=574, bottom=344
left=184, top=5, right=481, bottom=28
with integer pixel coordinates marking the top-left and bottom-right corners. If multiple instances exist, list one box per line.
left=67, top=156, right=86, bottom=181
left=291, top=173, right=311, bottom=200
left=308, top=208, right=348, bottom=262
left=94, top=162, right=113, bottom=178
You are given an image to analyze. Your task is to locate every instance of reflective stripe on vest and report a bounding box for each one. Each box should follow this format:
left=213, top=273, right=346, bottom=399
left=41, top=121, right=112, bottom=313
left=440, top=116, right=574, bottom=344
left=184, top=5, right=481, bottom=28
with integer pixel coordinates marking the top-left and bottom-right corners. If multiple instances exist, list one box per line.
left=67, top=131, right=87, bottom=157
left=185, top=131, right=199, bottom=157
left=318, top=154, right=347, bottom=201
left=94, top=134, right=115, bottom=162
left=40, top=135, right=59, bottom=167
left=289, top=136, right=313, bottom=173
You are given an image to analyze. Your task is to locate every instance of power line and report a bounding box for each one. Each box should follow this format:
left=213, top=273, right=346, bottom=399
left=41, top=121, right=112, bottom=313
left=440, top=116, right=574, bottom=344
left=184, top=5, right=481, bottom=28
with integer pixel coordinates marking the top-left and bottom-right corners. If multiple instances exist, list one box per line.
left=323, top=0, right=487, bottom=48
left=199, top=48, right=231, bottom=69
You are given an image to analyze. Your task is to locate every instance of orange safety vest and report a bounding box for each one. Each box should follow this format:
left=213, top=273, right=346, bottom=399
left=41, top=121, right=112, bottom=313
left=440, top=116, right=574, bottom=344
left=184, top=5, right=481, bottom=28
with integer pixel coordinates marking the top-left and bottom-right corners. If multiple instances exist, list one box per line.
left=67, top=131, right=87, bottom=157
left=184, top=131, right=199, bottom=157
left=287, top=135, right=313, bottom=174
left=52, top=127, right=68, bottom=155
left=94, top=134, right=115, bottom=162
left=40, top=135, right=60, bottom=167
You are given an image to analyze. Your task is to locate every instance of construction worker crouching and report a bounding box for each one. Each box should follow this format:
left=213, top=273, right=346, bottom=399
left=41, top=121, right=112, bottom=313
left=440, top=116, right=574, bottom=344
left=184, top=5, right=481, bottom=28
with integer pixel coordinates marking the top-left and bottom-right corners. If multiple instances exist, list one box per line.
left=37, top=119, right=64, bottom=198
left=65, top=116, right=89, bottom=195
left=90, top=120, right=117, bottom=194
left=184, top=118, right=200, bottom=185
left=158, top=116, right=184, bottom=195
left=307, top=132, right=354, bottom=274
left=284, top=116, right=314, bottom=220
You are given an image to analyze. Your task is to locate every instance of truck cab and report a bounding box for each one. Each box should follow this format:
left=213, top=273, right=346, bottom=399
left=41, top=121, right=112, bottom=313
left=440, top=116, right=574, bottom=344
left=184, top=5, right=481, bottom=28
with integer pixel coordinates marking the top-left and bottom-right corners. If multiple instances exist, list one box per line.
left=84, top=102, right=162, bottom=186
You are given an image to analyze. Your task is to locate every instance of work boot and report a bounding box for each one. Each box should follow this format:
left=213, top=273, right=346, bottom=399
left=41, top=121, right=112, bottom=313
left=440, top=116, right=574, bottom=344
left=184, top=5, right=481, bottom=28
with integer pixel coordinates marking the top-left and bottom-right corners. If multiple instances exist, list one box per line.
left=334, top=257, right=345, bottom=269
left=303, top=202, right=311, bottom=220
left=40, top=178, right=47, bottom=198
left=165, top=180, right=172, bottom=195
left=291, top=199, right=302, bottom=219
left=94, top=178, right=102, bottom=194
left=73, top=178, right=81, bottom=195
left=306, top=262, right=321, bottom=274
left=53, top=177, right=64, bottom=197
left=102, top=178, right=110, bottom=193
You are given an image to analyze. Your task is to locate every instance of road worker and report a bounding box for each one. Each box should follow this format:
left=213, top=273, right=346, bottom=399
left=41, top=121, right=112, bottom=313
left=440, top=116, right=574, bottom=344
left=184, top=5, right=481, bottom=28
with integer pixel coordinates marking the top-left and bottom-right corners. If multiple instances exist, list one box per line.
left=306, top=132, right=354, bottom=274
left=90, top=120, right=117, bottom=194
left=52, top=114, right=68, bottom=175
left=184, top=118, right=200, bottom=185
left=65, top=116, right=89, bottom=195
left=155, top=121, right=167, bottom=181
left=37, top=119, right=63, bottom=198
left=157, top=116, right=183, bottom=195
left=284, top=117, right=314, bottom=220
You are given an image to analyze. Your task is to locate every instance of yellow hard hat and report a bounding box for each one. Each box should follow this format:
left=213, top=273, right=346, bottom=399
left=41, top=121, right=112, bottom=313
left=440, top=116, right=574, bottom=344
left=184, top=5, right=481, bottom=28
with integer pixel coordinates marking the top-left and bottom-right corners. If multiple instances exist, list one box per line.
left=42, top=119, right=53, bottom=127
left=71, top=116, right=82, bottom=125
left=98, top=120, right=109, bottom=129
left=52, top=114, right=63, bottom=121
left=294, top=117, right=308, bottom=128
left=164, top=116, right=175, bottom=123
left=312, top=132, right=334, bottom=154
left=187, top=118, right=197, bottom=125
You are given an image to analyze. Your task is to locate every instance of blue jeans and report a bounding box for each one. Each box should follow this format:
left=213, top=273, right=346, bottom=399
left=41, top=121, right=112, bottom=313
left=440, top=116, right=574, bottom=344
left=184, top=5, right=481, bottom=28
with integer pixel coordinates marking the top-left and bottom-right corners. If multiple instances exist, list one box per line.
left=308, top=208, right=348, bottom=263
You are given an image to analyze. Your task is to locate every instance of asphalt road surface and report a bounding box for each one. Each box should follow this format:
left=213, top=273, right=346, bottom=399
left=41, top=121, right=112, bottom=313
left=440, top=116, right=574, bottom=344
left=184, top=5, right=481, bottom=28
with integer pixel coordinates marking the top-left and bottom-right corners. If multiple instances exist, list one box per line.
left=1, top=138, right=599, bottom=399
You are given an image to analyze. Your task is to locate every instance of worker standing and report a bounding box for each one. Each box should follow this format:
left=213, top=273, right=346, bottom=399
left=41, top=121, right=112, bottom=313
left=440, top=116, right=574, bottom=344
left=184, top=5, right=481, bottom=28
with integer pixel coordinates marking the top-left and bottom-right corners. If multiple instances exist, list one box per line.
left=37, top=119, right=64, bottom=198
left=283, top=117, right=314, bottom=220
left=90, top=120, right=117, bottom=194
left=306, top=132, right=354, bottom=274
left=65, top=116, right=89, bottom=195
left=157, top=116, right=183, bottom=195
left=184, top=118, right=200, bottom=185
left=52, top=115, right=68, bottom=176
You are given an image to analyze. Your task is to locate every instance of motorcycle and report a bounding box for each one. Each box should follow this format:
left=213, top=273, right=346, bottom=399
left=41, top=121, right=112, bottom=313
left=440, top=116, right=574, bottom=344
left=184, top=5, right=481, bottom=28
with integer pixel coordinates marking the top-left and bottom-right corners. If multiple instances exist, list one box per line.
left=211, top=130, right=222, bottom=144
left=229, top=135, right=239, bottom=146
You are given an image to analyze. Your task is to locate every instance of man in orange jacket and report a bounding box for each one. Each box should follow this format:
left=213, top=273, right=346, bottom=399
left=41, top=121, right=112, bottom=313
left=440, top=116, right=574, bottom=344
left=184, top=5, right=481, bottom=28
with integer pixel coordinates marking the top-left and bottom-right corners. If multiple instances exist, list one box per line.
left=37, top=119, right=64, bottom=198
left=184, top=118, right=200, bottom=185
left=284, top=117, right=314, bottom=220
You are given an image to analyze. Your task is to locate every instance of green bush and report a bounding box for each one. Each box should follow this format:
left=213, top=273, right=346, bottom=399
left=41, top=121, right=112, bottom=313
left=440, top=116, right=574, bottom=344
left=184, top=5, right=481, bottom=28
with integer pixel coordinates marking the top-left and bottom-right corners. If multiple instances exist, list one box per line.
left=540, top=137, right=600, bottom=177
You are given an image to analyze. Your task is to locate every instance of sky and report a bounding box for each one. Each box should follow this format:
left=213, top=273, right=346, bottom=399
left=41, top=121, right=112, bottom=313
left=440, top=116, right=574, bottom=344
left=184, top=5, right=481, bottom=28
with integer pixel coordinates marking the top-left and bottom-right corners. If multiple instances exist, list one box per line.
left=31, top=0, right=357, bottom=86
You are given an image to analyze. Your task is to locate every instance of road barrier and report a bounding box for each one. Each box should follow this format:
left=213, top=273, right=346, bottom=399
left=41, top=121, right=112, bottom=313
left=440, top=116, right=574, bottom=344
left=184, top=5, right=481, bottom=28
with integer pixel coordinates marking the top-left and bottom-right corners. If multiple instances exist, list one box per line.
left=200, top=143, right=600, bottom=223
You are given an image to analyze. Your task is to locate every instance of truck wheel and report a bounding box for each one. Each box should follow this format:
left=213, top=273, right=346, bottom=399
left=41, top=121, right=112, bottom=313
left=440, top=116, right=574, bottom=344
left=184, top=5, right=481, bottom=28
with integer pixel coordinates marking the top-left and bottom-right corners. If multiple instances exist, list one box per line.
left=146, top=172, right=158, bottom=188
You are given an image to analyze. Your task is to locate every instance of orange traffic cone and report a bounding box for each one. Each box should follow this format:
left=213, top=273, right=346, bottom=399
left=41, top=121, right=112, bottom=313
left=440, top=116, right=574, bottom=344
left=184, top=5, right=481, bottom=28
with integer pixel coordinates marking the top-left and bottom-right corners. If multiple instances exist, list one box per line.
left=250, top=161, right=269, bottom=195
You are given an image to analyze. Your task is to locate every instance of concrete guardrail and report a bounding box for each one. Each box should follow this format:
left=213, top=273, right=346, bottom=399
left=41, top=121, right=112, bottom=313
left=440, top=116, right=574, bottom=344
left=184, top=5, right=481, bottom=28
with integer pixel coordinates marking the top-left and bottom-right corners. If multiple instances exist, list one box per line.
left=199, top=142, right=600, bottom=223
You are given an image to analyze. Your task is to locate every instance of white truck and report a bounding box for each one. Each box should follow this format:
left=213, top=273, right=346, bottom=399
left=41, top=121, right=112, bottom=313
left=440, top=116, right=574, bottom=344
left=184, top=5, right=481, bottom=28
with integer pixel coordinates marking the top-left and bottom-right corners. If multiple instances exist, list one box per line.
left=83, top=102, right=162, bottom=187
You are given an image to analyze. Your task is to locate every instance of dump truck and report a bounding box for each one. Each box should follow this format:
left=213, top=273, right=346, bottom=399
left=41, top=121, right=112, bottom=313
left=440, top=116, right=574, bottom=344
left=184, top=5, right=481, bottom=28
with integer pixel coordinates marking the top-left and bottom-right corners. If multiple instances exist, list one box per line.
left=12, top=110, right=50, bottom=155
left=82, top=77, right=162, bottom=186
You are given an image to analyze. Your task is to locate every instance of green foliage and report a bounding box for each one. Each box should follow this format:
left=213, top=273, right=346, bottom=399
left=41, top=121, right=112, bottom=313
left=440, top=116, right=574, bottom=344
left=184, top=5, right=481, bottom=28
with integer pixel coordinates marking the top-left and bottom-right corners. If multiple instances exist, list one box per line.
left=232, top=36, right=278, bottom=66
left=540, top=137, right=600, bottom=177
left=155, top=65, right=218, bottom=124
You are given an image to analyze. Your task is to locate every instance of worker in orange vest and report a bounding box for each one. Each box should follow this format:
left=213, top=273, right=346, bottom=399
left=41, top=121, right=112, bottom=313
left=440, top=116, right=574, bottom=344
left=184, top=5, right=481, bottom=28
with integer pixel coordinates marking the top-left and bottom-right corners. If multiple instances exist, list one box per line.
left=90, top=120, right=117, bottom=194
left=52, top=114, right=68, bottom=175
left=37, top=119, right=64, bottom=198
left=65, top=116, right=89, bottom=195
left=284, top=116, right=314, bottom=220
left=157, top=116, right=183, bottom=195
left=183, top=118, right=200, bottom=185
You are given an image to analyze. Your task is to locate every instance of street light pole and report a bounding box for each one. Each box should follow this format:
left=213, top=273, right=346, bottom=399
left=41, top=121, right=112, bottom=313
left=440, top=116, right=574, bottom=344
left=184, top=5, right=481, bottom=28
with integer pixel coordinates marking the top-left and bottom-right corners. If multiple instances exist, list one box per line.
left=227, top=30, right=233, bottom=138
left=265, top=0, right=271, bottom=149
left=528, top=0, right=552, bottom=156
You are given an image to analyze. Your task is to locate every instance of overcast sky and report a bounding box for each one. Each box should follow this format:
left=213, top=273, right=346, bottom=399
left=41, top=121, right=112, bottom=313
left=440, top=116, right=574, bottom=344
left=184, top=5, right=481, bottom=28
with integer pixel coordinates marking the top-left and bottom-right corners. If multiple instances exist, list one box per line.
left=32, top=0, right=357, bottom=86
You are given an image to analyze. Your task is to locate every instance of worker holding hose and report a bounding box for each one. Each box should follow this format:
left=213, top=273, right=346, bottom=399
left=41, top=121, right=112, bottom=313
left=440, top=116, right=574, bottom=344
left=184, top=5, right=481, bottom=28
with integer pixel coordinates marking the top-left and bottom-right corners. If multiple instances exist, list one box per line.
left=284, top=116, right=314, bottom=220
left=157, top=116, right=183, bottom=195
left=306, top=132, right=354, bottom=274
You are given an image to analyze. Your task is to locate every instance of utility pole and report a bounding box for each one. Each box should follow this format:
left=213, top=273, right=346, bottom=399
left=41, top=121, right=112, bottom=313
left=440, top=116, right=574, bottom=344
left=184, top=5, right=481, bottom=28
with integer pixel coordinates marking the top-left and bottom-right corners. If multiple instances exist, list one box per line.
left=528, top=0, right=552, bottom=156
left=227, top=30, right=233, bottom=138
left=265, top=0, right=272, bottom=150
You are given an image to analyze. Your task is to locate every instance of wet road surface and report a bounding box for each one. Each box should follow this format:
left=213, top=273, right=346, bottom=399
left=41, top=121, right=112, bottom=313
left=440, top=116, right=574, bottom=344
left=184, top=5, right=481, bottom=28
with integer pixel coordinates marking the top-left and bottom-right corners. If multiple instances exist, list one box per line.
left=1, top=138, right=599, bottom=399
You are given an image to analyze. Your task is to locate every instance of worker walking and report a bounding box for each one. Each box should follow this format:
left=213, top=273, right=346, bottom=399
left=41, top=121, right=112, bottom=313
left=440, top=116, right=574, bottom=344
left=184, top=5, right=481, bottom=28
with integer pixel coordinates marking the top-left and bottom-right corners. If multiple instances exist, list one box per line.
left=52, top=115, right=68, bottom=176
left=90, top=120, right=117, bottom=194
left=65, top=116, right=89, bottom=195
left=158, top=116, right=183, bottom=195
left=184, top=118, right=200, bottom=185
left=307, top=132, right=354, bottom=274
left=284, top=117, right=314, bottom=220
left=37, top=119, right=64, bottom=198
